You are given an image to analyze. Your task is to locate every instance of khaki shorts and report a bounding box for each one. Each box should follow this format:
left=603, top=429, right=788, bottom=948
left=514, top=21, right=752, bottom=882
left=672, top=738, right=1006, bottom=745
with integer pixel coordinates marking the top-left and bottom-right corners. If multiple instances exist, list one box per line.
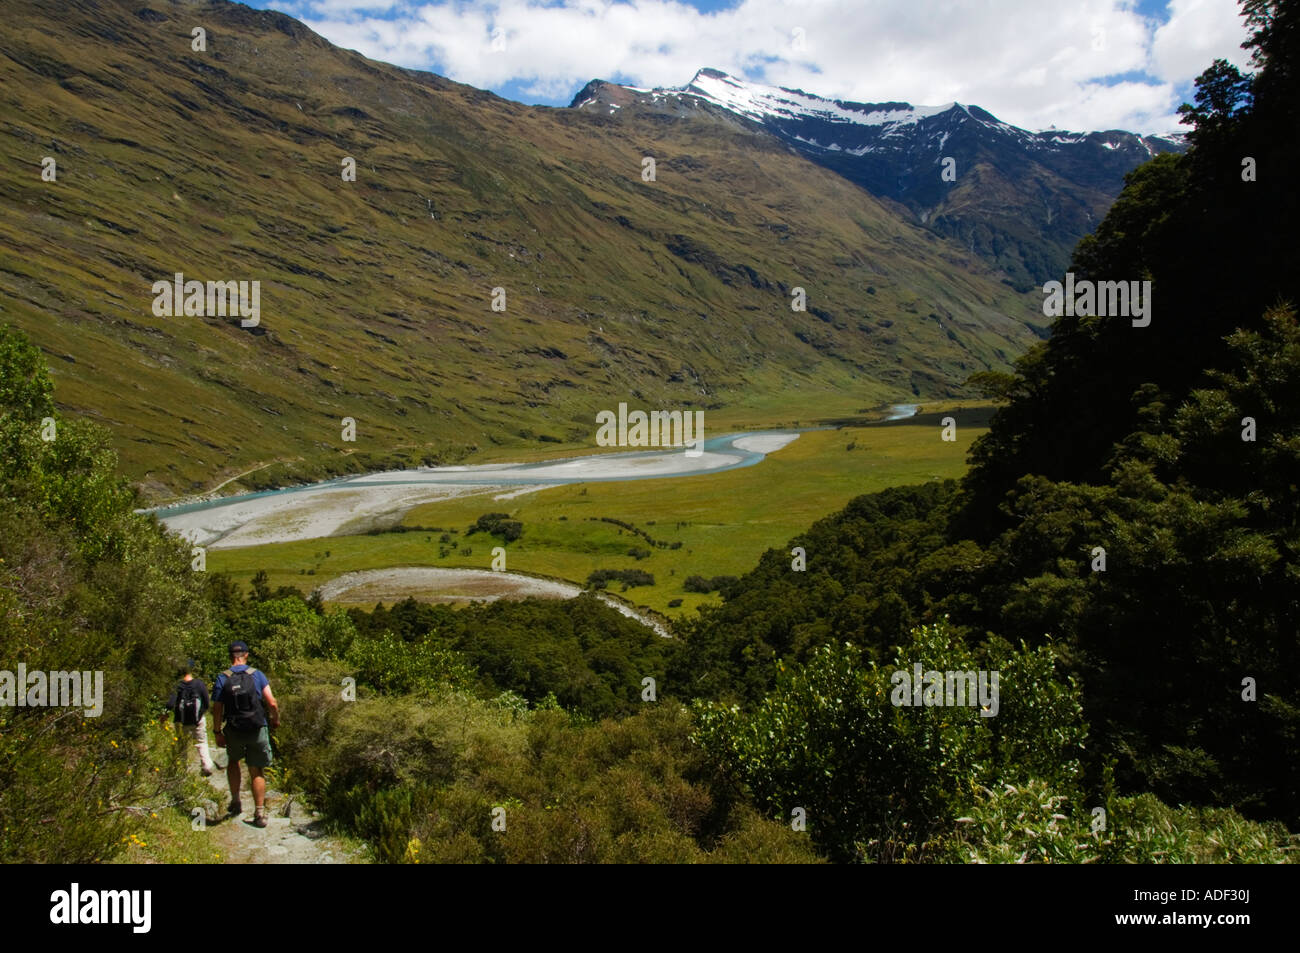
left=224, top=725, right=272, bottom=768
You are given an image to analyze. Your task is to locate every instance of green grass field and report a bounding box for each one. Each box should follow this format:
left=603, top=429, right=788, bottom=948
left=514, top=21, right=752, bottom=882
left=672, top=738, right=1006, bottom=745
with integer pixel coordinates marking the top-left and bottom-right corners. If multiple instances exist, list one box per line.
left=207, top=406, right=992, bottom=619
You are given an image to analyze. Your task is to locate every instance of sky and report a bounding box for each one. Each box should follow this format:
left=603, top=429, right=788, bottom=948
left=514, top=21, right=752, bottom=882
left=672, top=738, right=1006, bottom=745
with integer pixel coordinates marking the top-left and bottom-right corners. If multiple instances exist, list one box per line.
left=258, top=0, right=1257, bottom=135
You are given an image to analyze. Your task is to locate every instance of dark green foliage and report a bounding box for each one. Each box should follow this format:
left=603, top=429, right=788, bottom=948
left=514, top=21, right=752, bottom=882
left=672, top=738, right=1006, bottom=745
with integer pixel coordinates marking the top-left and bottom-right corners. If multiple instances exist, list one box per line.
left=682, top=574, right=740, bottom=594
left=195, top=592, right=360, bottom=690
left=963, top=1, right=1300, bottom=532
left=586, top=568, right=655, bottom=590
left=346, top=594, right=674, bottom=718
left=347, top=632, right=475, bottom=696
left=963, top=370, right=1018, bottom=401
left=694, top=622, right=1087, bottom=862
left=441, top=596, right=672, bottom=717
left=468, top=513, right=523, bottom=543
left=588, top=516, right=681, bottom=550
left=948, top=4, right=1300, bottom=818
left=0, top=325, right=214, bottom=862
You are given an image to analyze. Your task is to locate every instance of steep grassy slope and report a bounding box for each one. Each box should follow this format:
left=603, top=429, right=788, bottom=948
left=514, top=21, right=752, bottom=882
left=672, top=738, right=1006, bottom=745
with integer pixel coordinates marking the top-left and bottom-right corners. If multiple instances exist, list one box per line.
left=0, top=0, right=1043, bottom=501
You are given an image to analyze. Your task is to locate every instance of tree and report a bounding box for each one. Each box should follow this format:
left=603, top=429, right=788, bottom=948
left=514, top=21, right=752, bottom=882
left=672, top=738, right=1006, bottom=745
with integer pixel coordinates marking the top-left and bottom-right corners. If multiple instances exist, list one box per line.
left=1177, top=58, right=1253, bottom=140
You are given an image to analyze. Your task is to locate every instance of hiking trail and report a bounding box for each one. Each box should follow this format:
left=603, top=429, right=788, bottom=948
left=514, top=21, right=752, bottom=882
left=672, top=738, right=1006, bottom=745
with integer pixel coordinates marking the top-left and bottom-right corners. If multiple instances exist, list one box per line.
left=200, top=745, right=364, bottom=865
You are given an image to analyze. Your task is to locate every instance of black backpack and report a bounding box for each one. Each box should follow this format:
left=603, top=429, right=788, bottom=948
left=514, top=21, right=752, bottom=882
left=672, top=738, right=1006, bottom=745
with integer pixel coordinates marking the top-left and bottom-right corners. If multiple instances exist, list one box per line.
left=175, top=680, right=203, bottom=726
left=222, top=667, right=266, bottom=731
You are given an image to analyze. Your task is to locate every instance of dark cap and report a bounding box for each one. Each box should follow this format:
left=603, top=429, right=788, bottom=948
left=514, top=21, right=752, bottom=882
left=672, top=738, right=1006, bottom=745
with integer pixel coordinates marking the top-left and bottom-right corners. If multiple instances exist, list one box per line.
left=228, top=641, right=249, bottom=655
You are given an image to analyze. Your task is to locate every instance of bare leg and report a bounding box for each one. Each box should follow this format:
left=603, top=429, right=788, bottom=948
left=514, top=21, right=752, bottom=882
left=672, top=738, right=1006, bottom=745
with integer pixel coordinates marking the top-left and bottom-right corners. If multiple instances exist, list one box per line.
left=248, top=766, right=266, bottom=808
left=227, top=760, right=242, bottom=810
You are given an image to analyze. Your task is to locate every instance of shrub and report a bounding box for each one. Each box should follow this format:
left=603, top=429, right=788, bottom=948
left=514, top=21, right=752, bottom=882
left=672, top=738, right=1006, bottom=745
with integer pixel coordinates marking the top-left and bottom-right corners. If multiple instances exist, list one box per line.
left=587, top=569, right=654, bottom=590
left=346, top=631, right=476, bottom=696
left=468, top=513, right=523, bottom=543
left=937, top=782, right=1299, bottom=864
left=693, top=621, right=1087, bottom=862
left=278, top=682, right=821, bottom=865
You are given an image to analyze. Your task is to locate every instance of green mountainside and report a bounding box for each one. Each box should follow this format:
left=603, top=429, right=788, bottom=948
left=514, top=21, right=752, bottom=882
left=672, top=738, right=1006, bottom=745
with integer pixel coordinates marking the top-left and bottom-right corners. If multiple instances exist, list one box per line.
left=0, top=0, right=1044, bottom=501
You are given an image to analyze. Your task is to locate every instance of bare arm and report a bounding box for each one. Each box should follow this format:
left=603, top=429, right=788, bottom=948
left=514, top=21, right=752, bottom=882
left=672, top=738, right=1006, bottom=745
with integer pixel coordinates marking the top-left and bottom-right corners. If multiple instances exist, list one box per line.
left=262, top=685, right=280, bottom=730
left=212, top=700, right=224, bottom=744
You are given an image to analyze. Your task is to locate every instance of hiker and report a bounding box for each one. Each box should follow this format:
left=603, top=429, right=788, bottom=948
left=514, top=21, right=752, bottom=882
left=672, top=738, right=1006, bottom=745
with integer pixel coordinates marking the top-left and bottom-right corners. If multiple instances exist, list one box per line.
left=164, top=660, right=215, bottom=777
left=211, top=640, right=280, bottom=828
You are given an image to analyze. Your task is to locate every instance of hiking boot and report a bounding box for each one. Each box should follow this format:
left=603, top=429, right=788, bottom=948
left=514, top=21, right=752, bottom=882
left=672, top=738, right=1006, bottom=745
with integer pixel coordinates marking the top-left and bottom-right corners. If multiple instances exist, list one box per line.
left=228, top=799, right=242, bottom=817
left=201, top=767, right=213, bottom=777
left=254, top=807, right=269, bottom=828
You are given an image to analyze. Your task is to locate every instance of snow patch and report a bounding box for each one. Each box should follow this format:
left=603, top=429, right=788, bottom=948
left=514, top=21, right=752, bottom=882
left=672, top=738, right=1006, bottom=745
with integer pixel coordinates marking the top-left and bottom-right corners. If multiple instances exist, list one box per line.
left=681, top=70, right=955, bottom=128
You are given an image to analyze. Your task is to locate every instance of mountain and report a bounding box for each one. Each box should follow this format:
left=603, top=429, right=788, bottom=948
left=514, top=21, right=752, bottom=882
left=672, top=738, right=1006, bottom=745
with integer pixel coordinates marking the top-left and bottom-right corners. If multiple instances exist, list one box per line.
left=572, top=69, right=1185, bottom=290
left=0, top=0, right=1045, bottom=501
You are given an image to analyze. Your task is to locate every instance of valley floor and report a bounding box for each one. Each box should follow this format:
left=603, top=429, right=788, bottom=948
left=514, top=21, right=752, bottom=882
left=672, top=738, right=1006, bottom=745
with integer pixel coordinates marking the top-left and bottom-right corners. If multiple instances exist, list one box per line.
left=156, top=432, right=801, bottom=549
left=198, top=404, right=993, bottom=618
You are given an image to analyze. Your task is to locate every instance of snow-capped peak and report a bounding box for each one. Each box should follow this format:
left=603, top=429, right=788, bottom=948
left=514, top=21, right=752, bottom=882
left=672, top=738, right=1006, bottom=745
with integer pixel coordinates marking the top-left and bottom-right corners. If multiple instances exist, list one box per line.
left=680, top=68, right=958, bottom=128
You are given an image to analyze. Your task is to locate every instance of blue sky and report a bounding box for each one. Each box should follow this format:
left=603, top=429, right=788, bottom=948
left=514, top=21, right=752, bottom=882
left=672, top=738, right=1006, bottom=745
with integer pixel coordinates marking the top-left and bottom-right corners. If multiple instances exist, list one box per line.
left=258, top=0, right=1255, bottom=134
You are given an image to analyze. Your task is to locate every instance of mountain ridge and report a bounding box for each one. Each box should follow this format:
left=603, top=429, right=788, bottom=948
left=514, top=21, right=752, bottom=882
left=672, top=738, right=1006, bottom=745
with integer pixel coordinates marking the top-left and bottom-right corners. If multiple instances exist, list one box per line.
left=572, top=69, right=1186, bottom=288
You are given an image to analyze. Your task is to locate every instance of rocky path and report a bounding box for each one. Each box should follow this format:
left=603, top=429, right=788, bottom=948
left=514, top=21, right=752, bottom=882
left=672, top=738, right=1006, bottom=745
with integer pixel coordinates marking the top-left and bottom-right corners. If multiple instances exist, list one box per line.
left=202, top=745, right=364, bottom=865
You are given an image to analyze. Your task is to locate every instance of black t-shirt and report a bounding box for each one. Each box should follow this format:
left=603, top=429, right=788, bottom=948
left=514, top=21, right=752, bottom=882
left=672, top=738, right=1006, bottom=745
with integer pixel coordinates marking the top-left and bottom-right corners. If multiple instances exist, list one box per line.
left=166, top=677, right=210, bottom=721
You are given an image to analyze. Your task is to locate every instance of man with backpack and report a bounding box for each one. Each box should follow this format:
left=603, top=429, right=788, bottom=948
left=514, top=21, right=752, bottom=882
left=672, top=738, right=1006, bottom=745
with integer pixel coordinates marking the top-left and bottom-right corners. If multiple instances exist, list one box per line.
left=211, top=640, right=280, bottom=828
left=164, top=661, right=214, bottom=777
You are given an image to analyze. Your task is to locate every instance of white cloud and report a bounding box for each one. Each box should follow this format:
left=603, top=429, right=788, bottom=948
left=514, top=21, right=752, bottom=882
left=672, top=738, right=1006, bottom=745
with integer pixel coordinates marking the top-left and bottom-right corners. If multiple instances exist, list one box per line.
left=271, top=0, right=1256, bottom=134
left=1151, top=0, right=1252, bottom=83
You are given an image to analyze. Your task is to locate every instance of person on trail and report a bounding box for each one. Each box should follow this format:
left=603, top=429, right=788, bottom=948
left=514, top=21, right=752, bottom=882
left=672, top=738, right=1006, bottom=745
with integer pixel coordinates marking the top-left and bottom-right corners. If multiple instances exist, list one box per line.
left=211, top=640, right=280, bottom=828
left=164, top=660, right=215, bottom=777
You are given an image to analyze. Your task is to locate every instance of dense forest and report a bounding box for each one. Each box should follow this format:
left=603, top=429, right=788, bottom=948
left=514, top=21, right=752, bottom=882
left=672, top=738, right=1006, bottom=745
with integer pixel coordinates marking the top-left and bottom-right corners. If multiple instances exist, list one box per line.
left=2, top=0, right=1297, bottom=864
